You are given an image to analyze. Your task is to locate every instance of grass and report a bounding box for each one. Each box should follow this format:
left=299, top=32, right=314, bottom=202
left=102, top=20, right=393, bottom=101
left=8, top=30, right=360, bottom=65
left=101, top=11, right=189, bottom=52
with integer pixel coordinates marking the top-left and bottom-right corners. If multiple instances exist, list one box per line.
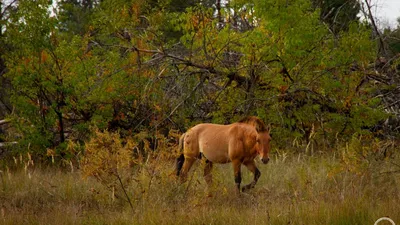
left=0, top=152, right=399, bottom=225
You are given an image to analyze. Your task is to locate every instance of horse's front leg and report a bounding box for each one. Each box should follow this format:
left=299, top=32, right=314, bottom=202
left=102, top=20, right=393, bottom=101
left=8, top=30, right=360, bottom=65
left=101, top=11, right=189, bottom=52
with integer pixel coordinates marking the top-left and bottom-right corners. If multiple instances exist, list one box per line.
left=242, top=160, right=261, bottom=192
left=232, top=159, right=242, bottom=194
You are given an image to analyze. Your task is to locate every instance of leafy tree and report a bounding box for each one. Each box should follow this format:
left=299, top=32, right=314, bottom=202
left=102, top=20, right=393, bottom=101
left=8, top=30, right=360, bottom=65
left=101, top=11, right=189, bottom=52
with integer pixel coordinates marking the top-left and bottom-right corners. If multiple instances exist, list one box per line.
left=3, top=0, right=166, bottom=155
left=163, top=0, right=386, bottom=147
left=4, top=0, right=74, bottom=152
left=1, top=0, right=390, bottom=157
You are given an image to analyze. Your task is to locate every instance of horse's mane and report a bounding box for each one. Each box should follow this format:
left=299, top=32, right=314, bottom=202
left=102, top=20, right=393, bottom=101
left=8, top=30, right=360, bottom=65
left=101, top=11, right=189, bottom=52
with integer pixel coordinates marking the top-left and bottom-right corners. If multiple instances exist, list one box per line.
left=238, top=116, right=268, bottom=132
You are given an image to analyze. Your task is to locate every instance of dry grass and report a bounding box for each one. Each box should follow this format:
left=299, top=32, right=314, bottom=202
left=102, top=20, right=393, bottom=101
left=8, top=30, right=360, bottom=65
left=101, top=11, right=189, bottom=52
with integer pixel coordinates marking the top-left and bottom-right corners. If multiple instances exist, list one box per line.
left=0, top=152, right=399, bottom=225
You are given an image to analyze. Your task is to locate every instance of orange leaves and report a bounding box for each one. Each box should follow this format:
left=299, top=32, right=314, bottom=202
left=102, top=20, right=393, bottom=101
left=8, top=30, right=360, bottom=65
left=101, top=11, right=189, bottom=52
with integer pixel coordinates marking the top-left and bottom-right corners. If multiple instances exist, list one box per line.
left=141, top=70, right=154, bottom=78
left=183, top=8, right=214, bottom=33
left=114, top=112, right=126, bottom=121
left=279, top=85, right=289, bottom=94
left=190, top=14, right=201, bottom=30
left=40, top=50, right=48, bottom=63
left=21, top=50, right=50, bottom=67
left=136, top=39, right=144, bottom=50
left=106, top=86, right=114, bottom=93
left=23, top=57, right=31, bottom=66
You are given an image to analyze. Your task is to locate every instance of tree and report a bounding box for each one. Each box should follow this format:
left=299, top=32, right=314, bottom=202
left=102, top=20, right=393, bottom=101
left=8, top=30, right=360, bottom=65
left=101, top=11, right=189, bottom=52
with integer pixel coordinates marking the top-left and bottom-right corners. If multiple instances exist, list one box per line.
left=1, top=0, right=389, bottom=157
left=160, top=0, right=386, bottom=146
left=3, top=0, right=166, bottom=155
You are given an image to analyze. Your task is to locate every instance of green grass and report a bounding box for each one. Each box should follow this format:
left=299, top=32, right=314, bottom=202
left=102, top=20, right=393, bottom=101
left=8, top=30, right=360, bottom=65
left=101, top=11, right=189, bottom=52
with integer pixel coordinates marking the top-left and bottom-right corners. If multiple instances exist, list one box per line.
left=0, top=153, right=399, bottom=225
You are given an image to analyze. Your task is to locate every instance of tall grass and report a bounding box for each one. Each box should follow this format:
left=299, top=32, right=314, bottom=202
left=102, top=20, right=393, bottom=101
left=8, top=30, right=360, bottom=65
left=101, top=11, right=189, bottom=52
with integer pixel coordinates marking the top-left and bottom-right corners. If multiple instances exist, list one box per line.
left=0, top=152, right=399, bottom=224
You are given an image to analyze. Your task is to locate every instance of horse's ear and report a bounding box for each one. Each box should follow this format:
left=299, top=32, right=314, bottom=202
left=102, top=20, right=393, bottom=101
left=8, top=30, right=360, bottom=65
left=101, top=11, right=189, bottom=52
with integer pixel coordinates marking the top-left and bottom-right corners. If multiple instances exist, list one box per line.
left=266, top=124, right=272, bottom=133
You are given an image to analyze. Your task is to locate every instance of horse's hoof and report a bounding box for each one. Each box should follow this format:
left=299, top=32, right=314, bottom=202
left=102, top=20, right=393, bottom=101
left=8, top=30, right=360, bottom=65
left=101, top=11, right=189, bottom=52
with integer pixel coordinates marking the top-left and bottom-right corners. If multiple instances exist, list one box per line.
left=241, top=185, right=251, bottom=192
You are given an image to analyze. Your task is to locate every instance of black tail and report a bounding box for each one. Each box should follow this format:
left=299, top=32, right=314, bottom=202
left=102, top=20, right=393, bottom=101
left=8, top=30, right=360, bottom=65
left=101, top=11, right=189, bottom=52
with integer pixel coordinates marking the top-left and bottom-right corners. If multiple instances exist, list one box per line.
left=176, top=154, right=185, bottom=176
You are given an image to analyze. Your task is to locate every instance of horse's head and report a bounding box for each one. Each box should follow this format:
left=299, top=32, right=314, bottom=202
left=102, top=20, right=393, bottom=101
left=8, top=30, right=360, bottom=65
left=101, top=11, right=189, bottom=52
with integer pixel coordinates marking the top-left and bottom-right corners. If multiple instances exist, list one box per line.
left=257, top=130, right=271, bottom=164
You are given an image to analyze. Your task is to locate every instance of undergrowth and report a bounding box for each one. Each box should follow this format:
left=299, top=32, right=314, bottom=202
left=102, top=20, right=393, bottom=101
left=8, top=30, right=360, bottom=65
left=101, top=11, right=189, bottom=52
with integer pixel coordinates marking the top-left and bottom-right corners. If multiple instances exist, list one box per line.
left=0, top=132, right=399, bottom=225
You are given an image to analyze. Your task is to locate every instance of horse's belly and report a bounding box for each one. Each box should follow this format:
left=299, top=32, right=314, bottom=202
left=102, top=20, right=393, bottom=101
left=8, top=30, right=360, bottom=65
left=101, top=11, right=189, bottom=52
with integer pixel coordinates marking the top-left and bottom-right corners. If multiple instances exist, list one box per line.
left=200, top=143, right=230, bottom=163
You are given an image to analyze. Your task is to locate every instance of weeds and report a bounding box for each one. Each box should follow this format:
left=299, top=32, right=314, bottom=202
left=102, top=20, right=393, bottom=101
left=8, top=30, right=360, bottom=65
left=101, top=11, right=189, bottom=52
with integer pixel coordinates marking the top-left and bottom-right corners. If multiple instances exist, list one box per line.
left=0, top=135, right=399, bottom=224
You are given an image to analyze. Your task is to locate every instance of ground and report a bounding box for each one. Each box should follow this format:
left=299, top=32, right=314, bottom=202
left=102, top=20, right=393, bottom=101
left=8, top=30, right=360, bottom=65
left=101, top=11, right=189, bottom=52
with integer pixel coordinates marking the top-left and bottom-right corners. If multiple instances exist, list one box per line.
left=0, top=152, right=399, bottom=225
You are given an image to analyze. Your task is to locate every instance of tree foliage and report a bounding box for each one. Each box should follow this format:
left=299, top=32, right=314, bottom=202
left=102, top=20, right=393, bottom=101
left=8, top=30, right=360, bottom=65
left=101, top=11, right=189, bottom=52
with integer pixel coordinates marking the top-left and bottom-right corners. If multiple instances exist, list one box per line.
left=0, top=0, right=393, bottom=157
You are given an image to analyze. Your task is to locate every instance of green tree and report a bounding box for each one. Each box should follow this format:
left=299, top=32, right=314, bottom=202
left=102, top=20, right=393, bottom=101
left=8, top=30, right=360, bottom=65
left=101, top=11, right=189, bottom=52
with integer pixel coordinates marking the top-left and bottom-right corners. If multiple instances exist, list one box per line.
left=1, top=0, right=389, bottom=157
left=3, top=0, right=166, bottom=155
left=162, top=0, right=386, bottom=147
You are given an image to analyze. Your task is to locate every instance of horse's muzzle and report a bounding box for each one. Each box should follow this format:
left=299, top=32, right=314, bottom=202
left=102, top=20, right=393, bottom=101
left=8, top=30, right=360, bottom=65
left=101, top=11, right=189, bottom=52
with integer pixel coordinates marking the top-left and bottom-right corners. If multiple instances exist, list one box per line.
left=261, top=158, right=270, bottom=164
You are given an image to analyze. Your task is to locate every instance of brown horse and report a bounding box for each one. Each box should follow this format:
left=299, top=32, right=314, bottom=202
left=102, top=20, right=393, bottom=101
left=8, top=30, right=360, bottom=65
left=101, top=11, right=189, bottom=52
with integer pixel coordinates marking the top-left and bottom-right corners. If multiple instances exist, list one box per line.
left=176, top=116, right=271, bottom=193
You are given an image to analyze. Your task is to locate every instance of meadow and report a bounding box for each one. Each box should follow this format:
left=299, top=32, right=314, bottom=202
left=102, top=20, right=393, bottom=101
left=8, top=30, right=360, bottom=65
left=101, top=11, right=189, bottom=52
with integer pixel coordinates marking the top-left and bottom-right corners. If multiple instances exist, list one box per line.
left=0, top=149, right=399, bottom=225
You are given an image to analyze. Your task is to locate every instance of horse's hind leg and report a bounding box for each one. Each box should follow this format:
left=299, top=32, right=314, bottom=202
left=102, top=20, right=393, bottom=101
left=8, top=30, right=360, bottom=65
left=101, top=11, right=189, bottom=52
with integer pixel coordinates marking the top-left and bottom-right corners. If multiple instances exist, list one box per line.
left=179, top=157, right=196, bottom=183
left=242, top=160, right=261, bottom=192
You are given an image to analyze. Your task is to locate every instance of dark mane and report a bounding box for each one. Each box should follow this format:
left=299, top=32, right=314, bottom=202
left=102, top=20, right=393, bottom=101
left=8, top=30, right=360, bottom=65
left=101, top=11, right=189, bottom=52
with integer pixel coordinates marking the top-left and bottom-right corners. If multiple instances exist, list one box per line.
left=238, top=116, right=268, bottom=132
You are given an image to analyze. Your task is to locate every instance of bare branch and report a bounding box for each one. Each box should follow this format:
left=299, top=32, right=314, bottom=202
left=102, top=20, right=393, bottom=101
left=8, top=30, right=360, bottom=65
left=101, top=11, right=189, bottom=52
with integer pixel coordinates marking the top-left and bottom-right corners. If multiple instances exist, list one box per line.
left=0, top=119, right=10, bottom=125
left=362, top=0, right=387, bottom=55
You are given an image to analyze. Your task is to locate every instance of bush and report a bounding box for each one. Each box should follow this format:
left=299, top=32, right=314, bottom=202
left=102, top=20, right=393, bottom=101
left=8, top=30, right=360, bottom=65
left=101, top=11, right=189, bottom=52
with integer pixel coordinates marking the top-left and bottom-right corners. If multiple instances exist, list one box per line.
left=81, top=129, right=136, bottom=211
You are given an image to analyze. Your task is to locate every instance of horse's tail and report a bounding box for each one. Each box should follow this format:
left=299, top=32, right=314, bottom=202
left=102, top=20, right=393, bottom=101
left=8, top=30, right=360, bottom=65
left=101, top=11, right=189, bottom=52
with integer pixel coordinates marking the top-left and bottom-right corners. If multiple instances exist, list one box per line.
left=176, top=133, right=186, bottom=176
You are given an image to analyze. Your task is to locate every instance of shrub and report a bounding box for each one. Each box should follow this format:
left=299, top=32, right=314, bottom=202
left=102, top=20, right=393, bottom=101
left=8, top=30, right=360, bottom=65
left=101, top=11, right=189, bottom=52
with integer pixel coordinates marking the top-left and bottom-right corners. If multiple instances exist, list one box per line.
left=81, top=129, right=136, bottom=211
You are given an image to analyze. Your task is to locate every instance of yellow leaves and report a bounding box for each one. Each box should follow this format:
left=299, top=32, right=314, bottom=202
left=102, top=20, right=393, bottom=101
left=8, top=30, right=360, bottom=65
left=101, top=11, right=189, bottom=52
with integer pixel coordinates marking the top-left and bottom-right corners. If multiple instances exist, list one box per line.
left=337, top=135, right=385, bottom=176
left=168, top=129, right=181, bottom=140
left=182, top=7, right=214, bottom=33
left=343, top=95, right=353, bottom=111
left=46, top=148, right=55, bottom=157
left=128, top=52, right=137, bottom=65
left=141, top=70, right=154, bottom=78
left=46, top=148, right=56, bottom=164
left=81, top=129, right=136, bottom=181
left=153, top=103, right=162, bottom=112
left=131, top=3, right=142, bottom=20
left=136, top=38, right=144, bottom=49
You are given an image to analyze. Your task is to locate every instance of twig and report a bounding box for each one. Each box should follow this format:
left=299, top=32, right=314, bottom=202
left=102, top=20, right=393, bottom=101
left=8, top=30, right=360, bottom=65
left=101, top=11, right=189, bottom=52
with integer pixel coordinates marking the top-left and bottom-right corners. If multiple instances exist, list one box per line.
left=0, top=119, right=10, bottom=126
left=362, top=0, right=387, bottom=55
left=0, top=142, right=17, bottom=147
left=116, top=173, right=135, bottom=214
left=155, top=78, right=205, bottom=127
left=379, top=170, right=400, bottom=175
